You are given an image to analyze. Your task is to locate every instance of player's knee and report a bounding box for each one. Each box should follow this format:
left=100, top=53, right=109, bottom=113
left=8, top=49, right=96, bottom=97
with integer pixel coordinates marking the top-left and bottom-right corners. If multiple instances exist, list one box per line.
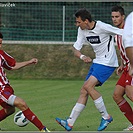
left=113, top=92, right=117, bottom=101
left=83, top=84, right=88, bottom=91
left=127, top=94, right=133, bottom=102
left=14, top=97, right=28, bottom=111
left=113, top=92, right=119, bottom=102
left=82, top=84, right=93, bottom=95
left=113, top=91, right=125, bottom=104
left=19, top=100, right=28, bottom=111
left=80, top=88, right=88, bottom=97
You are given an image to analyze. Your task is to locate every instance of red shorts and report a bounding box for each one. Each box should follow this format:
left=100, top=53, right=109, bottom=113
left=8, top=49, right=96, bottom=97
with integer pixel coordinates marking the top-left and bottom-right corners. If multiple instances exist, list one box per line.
left=116, top=65, right=133, bottom=87
left=0, top=84, right=14, bottom=109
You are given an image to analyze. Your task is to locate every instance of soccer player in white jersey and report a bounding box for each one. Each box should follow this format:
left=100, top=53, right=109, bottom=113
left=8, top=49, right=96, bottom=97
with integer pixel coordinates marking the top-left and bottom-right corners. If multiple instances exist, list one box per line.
left=0, top=33, right=50, bottom=132
left=56, top=8, right=123, bottom=131
left=123, top=11, right=133, bottom=77
left=111, top=5, right=133, bottom=131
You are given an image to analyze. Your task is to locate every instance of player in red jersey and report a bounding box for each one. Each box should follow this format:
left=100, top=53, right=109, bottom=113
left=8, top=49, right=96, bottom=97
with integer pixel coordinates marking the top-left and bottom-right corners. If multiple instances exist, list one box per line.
left=111, top=5, right=133, bottom=131
left=0, top=33, right=50, bottom=132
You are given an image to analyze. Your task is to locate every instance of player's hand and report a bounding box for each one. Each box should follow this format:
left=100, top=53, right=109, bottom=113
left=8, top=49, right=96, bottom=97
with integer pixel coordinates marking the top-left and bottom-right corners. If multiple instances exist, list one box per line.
left=29, top=58, right=38, bottom=65
left=128, top=65, right=133, bottom=77
left=82, top=56, right=92, bottom=63
left=116, top=66, right=123, bottom=75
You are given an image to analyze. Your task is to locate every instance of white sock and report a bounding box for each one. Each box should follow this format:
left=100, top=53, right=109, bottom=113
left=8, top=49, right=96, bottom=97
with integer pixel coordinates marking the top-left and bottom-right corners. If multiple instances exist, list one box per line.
left=67, top=103, right=85, bottom=126
left=94, top=96, right=109, bottom=119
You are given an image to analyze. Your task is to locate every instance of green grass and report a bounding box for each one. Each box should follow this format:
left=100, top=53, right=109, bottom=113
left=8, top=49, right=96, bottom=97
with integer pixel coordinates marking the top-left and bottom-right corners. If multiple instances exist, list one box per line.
left=0, top=79, right=132, bottom=132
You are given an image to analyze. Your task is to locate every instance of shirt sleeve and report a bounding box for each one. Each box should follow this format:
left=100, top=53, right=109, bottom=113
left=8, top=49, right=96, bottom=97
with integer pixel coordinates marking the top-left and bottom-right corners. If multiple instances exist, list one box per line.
left=98, top=21, right=123, bottom=36
left=73, top=27, right=86, bottom=50
left=1, top=50, right=16, bottom=70
left=123, top=11, right=133, bottom=48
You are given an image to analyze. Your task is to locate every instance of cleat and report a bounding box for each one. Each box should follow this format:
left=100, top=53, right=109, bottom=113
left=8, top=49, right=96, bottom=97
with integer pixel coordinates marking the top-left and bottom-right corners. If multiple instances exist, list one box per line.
left=41, top=127, right=50, bottom=132
left=123, top=124, right=133, bottom=131
left=98, top=116, right=113, bottom=131
left=56, top=117, right=73, bottom=131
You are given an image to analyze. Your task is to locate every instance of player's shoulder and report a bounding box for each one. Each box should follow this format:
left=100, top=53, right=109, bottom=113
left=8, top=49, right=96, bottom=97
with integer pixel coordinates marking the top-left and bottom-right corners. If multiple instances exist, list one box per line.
left=128, top=11, right=133, bottom=17
left=96, top=20, right=104, bottom=24
left=96, top=20, right=108, bottom=26
left=78, top=27, right=86, bottom=33
left=94, top=20, right=108, bottom=30
left=126, top=11, right=133, bottom=21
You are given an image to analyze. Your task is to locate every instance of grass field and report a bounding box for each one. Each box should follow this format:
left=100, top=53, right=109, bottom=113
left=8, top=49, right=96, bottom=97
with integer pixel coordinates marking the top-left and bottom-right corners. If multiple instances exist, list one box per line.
left=0, top=79, right=132, bottom=132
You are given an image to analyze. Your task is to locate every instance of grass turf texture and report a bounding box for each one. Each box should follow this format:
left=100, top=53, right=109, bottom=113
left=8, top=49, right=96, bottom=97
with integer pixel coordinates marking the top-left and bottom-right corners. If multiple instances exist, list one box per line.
left=0, top=79, right=132, bottom=131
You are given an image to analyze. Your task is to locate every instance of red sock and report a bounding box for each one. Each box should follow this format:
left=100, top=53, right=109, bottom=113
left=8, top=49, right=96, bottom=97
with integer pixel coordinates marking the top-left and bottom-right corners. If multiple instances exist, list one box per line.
left=22, top=108, right=45, bottom=131
left=0, top=109, right=7, bottom=121
left=118, top=99, right=133, bottom=125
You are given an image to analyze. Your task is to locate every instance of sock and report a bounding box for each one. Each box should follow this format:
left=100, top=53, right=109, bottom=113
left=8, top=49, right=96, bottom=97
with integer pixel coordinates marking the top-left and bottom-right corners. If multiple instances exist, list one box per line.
left=67, top=103, right=85, bottom=126
left=118, top=99, right=133, bottom=125
left=22, top=108, right=45, bottom=131
left=94, top=96, right=109, bottom=119
left=0, top=109, right=7, bottom=121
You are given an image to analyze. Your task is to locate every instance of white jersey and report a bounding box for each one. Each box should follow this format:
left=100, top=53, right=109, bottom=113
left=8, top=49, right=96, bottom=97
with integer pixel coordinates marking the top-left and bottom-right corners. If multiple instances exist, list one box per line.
left=123, top=11, right=133, bottom=48
left=73, top=21, right=123, bottom=67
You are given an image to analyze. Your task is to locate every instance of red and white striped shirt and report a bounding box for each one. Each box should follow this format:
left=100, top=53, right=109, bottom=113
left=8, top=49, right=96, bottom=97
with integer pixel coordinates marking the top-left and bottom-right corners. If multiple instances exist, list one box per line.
left=116, top=34, right=129, bottom=65
left=0, top=50, right=16, bottom=86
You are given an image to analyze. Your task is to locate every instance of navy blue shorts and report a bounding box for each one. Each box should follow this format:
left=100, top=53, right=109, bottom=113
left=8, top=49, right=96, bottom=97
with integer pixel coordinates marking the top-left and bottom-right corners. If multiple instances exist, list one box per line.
left=85, top=63, right=116, bottom=86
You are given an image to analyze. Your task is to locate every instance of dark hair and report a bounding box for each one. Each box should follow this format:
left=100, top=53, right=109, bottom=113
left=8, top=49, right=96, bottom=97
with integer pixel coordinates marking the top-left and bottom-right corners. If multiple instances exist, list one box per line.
left=75, top=8, right=92, bottom=22
left=111, top=5, right=125, bottom=15
left=0, top=33, right=3, bottom=39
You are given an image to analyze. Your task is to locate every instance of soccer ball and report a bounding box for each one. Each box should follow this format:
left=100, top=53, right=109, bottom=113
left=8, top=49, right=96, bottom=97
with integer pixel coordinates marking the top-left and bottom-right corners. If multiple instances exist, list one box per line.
left=14, top=111, right=29, bottom=127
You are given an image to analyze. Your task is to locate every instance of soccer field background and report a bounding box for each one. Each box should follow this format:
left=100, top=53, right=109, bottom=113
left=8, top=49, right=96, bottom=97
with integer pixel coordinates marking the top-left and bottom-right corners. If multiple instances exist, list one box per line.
left=0, top=79, right=132, bottom=131
left=3, top=44, right=120, bottom=80
left=1, top=1, right=133, bottom=132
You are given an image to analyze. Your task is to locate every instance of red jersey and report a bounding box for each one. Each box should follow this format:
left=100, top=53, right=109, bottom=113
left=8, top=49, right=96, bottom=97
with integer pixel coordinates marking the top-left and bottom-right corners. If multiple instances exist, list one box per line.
left=0, top=50, right=16, bottom=86
left=116, top=35, right=129, bottom=65
left=116, top=34, right=133, bottom=87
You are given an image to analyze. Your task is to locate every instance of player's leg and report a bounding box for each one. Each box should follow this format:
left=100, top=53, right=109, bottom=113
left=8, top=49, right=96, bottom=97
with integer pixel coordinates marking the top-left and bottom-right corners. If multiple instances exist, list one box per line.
left=13, top=96, right=50, bottom=132
left=113, top=69, right=126, bottom=105
left=0, top=105, right=15, bottom=121
left=58, top=64, right=96, bottom=130
left=116, top=70, right=133, bottom=131
left=113, top=84, right=133, bottom=126
left=56, top=87, right=87, bottom=131
left=0, top=85, right=16, bottom=121
left=123, top=85, right=133, bottom=131
left=56, top=64, right=96, bottom=131
left=56, top=63, right=114, bottom=131
left=83, top=75, right=112, bottom=131
left=126, top=85, right=133, bottom=102
left=0, top=104, right=15, bottom=131
left=113, top=85, right=125, bottom=104
left=85, top=64, right=115, bottom=131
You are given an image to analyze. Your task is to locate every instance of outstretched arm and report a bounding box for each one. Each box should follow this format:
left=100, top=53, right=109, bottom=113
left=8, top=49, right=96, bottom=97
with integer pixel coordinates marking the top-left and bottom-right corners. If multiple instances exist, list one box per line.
left=12, top=58, right=38, bottom=70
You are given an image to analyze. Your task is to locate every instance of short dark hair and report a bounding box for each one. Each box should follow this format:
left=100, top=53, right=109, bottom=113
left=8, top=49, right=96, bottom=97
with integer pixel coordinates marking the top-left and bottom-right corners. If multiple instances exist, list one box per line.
left=75, top=8, right=92, bottom=22
left=111, top=5, right=125, bottom=15
left=0, top=33, right=3, bottom=39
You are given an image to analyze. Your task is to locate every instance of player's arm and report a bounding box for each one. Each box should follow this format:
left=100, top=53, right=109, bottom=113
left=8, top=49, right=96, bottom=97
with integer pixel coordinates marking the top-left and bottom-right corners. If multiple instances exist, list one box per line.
left=12, top=58, right=38, bottom=70
left=72, top=47, right=92, bottom=63
left=116, top=60, right=124, bottom=75
left=100, top=21, right=123, bottom=35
